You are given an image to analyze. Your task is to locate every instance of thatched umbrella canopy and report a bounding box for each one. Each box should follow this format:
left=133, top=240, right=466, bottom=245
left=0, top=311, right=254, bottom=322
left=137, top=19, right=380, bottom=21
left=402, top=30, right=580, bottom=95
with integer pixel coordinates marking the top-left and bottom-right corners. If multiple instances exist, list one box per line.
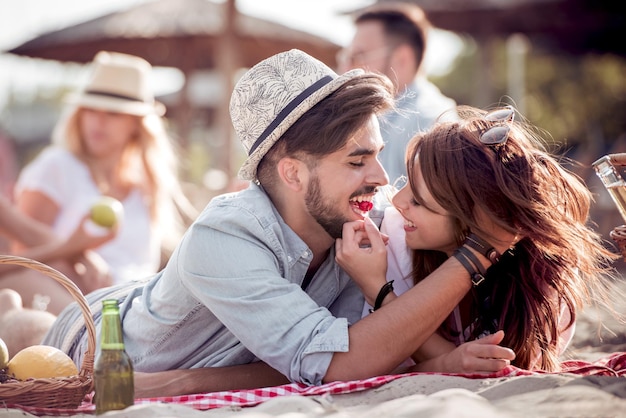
left=7, top=0, right=342, bottom=180
left=7, top=0, right=340, bottom=68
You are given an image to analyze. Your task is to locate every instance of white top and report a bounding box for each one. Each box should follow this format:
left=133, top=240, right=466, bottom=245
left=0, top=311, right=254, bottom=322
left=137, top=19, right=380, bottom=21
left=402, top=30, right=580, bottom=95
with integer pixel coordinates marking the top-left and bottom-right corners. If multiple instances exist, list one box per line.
left=364, top=206, right=575, bottom=360
left=363, top=206, right=416, bottom=368
left=15, top=147, right=161, bottom=284
left=362, top=206, right=413, bottom=317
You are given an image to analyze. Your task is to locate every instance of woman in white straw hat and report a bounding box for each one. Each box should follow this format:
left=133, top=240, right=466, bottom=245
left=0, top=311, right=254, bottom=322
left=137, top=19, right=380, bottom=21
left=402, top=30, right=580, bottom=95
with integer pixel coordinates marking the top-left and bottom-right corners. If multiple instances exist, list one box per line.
left=12, top=51, right=196, bottom=293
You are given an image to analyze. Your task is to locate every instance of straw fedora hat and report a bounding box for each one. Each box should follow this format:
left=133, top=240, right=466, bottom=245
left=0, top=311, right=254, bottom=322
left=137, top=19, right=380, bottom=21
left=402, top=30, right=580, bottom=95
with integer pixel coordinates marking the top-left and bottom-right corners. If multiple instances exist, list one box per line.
left=67, top=51, right=165, bottom=116
left=230, top=49, right=364, bottom=181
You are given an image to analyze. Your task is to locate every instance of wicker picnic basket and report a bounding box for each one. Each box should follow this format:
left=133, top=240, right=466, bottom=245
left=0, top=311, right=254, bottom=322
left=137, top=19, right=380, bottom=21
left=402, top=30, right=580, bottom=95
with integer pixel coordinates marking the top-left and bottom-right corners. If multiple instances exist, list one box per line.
left=0, top=255, right=96, bottom=409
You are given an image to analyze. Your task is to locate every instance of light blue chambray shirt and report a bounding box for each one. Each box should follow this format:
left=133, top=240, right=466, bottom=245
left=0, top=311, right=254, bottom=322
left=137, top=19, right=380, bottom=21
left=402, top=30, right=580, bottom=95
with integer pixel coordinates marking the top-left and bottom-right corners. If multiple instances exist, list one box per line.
left=378, top=78, right=458, bottom=185
left=45, top=183, right=364, bottom=386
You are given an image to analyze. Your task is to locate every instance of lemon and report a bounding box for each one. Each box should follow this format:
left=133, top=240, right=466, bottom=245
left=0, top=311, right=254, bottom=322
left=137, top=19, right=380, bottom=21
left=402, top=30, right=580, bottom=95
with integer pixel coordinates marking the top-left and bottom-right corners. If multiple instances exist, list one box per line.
left=7, top=345, right=78, bottom=380
left=0, top=337, right=8, bottom=369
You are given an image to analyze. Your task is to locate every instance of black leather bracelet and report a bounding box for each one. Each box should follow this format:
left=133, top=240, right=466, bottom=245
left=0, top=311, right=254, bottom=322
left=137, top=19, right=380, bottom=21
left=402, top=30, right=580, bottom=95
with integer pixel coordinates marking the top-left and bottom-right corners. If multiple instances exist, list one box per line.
left=464, top=233, right=501, bottom=264
left=453, top=246, right=487, bottom=287
left=369, top=280, right=395, bottom=313
left=457, top=246, right=486, bottom=276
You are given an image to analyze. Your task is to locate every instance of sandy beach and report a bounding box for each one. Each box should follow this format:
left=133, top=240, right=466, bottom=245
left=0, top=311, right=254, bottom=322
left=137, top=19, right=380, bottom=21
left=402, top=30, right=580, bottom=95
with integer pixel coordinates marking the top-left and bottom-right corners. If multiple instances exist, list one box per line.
left=2, top=274, right=625, bottom=418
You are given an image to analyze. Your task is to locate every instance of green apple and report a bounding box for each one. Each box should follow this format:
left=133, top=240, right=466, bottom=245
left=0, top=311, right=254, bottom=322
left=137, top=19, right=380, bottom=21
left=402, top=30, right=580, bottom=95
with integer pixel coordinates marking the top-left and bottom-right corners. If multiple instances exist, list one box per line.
left=90, top=196, right=124, bottom=228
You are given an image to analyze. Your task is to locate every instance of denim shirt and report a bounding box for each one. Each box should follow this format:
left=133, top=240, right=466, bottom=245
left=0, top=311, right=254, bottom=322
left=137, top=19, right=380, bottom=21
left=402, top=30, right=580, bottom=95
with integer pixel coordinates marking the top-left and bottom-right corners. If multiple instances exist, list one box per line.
left=378, top=78, right=458, bottom=184
left=52, top=184, right=364, bottom=386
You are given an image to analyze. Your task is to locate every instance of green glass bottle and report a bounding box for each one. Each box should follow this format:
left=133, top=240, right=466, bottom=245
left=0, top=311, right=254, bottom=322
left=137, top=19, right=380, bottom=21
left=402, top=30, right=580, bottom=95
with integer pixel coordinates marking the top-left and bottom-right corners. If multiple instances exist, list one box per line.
left=94, top=299, right=134, bottom=414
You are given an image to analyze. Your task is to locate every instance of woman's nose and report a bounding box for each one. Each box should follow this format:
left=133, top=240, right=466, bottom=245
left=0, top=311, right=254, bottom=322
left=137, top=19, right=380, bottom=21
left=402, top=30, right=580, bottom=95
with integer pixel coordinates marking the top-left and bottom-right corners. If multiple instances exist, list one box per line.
left=392, top=185, right=409, bottom=210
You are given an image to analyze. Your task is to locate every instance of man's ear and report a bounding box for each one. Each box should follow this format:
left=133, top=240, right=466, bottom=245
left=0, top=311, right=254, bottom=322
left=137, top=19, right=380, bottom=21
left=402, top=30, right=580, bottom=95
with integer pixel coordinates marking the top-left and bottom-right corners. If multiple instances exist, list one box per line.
left=277, top=157, right=307, bottom=192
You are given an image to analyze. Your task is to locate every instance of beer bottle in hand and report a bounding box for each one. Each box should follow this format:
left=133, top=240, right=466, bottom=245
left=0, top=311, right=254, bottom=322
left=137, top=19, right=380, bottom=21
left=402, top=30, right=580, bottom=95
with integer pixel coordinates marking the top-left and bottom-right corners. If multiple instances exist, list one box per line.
left=593, top=154, right=626, bottom=223
left=94, top=299, right=134, bottom=414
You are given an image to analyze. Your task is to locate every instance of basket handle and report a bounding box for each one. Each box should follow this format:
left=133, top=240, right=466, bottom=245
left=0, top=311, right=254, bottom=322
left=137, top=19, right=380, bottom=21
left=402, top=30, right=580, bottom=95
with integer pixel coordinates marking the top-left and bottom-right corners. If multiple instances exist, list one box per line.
left=0, top=255, right=96, bottom=379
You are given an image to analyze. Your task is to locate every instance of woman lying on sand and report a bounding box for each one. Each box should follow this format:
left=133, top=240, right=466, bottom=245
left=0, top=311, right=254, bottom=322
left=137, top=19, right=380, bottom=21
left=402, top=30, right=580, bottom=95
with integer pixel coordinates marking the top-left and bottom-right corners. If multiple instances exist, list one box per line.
left=342, top=104, right=621, bottom=372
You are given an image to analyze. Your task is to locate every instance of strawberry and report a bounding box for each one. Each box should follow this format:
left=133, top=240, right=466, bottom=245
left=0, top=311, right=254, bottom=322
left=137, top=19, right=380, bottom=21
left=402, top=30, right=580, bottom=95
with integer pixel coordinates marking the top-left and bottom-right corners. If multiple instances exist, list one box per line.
left=357, top=201, right=373, bottom=212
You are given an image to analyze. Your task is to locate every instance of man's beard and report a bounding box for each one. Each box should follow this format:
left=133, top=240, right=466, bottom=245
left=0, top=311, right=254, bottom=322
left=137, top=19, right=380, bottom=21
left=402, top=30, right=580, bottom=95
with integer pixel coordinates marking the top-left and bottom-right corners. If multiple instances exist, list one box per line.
left=305, top=175, right=350, bottom=239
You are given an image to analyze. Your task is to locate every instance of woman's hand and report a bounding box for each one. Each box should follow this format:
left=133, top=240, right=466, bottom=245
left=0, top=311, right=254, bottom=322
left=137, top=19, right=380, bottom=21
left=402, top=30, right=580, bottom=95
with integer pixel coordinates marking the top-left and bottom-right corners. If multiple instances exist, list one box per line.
left=335, top=216, right=389, bottom=305
left=5, top=214, right=118, bottom=279
left=60, top=214, right=118, bottom=256
left=409, top=331, right=516, bottom=373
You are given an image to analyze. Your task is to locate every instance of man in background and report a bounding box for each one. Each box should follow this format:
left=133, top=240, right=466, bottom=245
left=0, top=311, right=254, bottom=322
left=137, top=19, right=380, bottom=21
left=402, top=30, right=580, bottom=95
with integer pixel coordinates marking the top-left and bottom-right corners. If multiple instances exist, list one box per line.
left=338, top=2, right=458, bottom=184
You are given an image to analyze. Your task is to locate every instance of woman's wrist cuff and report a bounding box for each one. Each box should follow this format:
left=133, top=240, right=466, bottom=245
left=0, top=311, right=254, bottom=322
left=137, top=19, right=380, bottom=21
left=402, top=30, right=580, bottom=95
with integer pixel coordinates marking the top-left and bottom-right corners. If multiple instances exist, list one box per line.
left=453, top=246, right=488, bottom=287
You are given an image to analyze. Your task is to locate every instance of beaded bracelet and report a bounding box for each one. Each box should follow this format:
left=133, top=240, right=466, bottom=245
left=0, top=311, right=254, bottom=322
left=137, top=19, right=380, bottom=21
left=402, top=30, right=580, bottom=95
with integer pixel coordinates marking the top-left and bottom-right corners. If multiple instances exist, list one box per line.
left=368, top=280, right=395, bottom=313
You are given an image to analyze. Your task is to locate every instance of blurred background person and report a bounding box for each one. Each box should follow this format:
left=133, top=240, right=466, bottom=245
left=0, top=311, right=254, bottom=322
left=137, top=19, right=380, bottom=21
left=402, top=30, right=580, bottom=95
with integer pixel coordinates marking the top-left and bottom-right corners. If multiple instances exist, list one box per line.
left=12, top=51, right=197, bottom=290
left=0, top=194, right=114, bottom=314
left=338, top=1, right=458, bottom=184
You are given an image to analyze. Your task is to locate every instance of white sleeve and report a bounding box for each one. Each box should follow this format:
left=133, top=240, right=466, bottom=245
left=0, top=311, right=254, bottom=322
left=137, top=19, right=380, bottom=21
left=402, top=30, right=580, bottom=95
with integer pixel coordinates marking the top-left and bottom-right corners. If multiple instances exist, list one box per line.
left=362, top=206, right=414, bottom=317
left=15, top=147, right=72, bottom=205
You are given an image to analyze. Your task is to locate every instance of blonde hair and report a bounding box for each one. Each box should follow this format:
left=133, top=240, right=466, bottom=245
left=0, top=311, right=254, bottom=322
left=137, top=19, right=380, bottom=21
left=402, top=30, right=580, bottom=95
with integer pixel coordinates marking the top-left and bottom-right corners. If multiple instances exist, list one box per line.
left=53, top=106, right=197, bottom=256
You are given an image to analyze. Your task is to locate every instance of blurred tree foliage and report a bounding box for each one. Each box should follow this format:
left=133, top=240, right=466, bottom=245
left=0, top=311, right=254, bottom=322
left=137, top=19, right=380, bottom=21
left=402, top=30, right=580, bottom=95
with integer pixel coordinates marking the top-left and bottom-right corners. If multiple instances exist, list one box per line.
left=432, top=37, right=626, bottom=156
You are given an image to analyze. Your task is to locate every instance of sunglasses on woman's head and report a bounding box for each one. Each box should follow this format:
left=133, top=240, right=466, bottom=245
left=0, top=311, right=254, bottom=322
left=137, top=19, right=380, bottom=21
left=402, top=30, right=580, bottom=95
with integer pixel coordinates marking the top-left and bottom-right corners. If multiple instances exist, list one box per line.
left=480, top=106, right=515, bottom=146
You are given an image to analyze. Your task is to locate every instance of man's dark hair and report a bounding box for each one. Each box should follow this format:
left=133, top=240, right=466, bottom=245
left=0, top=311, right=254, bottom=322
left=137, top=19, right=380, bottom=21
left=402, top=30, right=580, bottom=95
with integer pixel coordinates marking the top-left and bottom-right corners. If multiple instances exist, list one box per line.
left=257, top=73, right=394, bottom=193
left=356, top=2, right=431, bottom=71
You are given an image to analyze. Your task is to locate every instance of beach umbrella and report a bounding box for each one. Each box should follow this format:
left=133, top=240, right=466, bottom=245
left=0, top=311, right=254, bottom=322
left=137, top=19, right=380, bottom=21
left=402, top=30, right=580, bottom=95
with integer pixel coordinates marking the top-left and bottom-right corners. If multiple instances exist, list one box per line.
left=7, top=0, right=340, bottom=68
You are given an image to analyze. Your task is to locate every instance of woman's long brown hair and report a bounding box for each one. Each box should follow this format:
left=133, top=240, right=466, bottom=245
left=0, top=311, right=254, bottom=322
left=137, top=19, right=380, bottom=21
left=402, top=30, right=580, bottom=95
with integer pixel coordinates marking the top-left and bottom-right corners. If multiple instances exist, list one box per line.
left=406, top=105, right=620, bottom=371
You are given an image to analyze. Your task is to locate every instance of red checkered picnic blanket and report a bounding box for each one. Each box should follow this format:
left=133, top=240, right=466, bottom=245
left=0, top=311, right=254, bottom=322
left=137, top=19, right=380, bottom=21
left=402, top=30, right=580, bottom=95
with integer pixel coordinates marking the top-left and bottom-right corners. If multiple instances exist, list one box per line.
left=6, top=352, right=626, bottom=416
